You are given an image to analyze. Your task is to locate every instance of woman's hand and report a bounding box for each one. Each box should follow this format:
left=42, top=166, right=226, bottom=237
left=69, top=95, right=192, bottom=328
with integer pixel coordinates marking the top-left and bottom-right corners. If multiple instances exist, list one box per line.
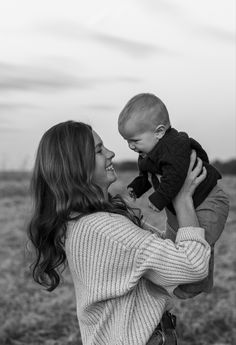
left=173, top=150, right=206, bottom=208
left=173, top=150, right=207, bottom=228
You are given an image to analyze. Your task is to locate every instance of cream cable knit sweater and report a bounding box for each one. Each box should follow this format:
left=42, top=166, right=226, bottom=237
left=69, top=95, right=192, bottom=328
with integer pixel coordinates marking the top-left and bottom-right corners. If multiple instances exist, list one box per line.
left=65, top=212, right=210, bottom=345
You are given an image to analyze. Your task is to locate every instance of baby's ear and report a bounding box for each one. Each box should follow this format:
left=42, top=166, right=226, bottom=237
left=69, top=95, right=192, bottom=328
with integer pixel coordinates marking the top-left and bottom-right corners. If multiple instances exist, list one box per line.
left=154, top=125, right=166, bottom=139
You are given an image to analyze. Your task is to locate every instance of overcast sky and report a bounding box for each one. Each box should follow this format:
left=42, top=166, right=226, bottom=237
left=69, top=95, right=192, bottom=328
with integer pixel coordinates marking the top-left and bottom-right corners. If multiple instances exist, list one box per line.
left=0, top=0, right=235, bottom=169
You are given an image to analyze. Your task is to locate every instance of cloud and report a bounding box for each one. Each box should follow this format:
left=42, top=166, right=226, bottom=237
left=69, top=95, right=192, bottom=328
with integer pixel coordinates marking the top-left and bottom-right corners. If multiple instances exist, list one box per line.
left=0, top=115, right=9, bottom=124
left=0, top=103, right=39, bottom=131
left=198, top=26, right=236, bottom=44
left=89, top=32, right=164, bottom=58
left=82, top=104, right=117, bottom=111
left=0, top=61, right=141, bottom=92
left=0, top=102, right=38, bottom=110
left=137, top=1, right=235, bottom=45
left=136, top=0, right=181, bottom=14
left=0, top=62, right=89, bottom=92
left=40, top=22, right=171, bottom=58
left=100, top=76, right=141, bottom=84
left=0, top=115, right=18, bottom=132
left=0, top=126, right=20, bottom=132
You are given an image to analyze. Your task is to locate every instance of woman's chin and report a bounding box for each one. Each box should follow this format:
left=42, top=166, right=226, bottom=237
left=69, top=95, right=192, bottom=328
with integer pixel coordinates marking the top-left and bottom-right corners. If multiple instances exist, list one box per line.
left=107, top=169, right=117, bottom=185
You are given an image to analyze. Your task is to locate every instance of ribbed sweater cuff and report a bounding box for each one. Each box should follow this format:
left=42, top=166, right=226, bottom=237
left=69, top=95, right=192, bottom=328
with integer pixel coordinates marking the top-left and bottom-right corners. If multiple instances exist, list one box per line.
left=176, top=227, right=205, bottom=242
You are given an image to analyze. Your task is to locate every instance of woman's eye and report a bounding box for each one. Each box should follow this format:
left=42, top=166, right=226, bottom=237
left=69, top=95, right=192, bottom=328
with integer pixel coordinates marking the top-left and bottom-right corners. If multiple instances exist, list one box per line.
left=96, top=147, right=103, bottom=154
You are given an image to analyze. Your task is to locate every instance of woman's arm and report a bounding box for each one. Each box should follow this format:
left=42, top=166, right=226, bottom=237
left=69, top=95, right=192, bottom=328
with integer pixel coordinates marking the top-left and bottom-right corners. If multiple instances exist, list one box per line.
left=144, top=151, right=206, bottom=237
left=142, top=151, right=210, bottom=288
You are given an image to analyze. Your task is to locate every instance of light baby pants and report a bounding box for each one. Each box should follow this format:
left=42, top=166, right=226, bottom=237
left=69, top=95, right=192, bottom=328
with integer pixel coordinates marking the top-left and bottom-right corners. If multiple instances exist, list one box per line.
left=166, top=183, right=229, bottom=297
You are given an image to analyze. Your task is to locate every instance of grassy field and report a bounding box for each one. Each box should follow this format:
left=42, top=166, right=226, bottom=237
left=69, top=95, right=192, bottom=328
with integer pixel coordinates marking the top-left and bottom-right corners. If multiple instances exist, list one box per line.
left=0, top=171, right=235, bottom=345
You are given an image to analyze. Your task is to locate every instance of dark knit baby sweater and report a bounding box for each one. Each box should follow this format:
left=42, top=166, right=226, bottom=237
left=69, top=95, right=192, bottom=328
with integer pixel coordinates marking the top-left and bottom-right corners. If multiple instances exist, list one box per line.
left=128, top=127, right=221, bottom=214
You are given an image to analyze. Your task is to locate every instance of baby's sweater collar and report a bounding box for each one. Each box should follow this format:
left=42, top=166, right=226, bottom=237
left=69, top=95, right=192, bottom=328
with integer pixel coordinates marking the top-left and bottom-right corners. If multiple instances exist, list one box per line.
left=147, top=126, right=173, bottom=162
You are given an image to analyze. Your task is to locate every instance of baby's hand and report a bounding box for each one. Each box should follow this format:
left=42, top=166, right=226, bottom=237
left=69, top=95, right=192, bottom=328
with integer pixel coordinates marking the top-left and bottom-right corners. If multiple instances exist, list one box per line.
left=148, top=201, right=161, bottom=212
left=128, top=187, right=137, bottom=200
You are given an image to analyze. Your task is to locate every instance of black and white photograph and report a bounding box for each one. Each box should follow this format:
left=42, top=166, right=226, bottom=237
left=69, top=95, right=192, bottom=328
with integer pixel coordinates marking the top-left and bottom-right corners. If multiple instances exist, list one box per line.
left=0, top=0, right=235, bottom=344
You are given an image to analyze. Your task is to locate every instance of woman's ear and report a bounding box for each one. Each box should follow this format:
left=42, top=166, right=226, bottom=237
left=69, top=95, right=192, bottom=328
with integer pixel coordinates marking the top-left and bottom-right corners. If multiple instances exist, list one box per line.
left=154, top=125, right=166, bottom=139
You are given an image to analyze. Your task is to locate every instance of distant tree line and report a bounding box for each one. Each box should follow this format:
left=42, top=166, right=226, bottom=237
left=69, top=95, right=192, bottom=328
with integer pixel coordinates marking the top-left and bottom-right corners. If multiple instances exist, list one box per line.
left=0, top=159, right=235, bottom=177
left=0, top=170, right=31, bottom=181
left=212, top=159, right=236, bottom=175
left=114, top=159, right=236, bottom=175
left=114, top=161, right=138, bottom=172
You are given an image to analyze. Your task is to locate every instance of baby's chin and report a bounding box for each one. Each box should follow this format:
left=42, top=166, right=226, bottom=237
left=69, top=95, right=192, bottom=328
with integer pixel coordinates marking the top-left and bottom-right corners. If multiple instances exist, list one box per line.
left=139, top=152, right=147, bottom=158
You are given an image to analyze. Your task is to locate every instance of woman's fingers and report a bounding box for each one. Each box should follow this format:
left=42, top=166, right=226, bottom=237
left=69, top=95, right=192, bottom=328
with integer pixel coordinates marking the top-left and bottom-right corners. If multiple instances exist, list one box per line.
left=189, top=162, right=207, bottom=195
left=192, top=157, right=203, bottom=176
left=194, top=166, right=207, bottom=186
left=173, top=150, right=207, bottom=210
left=188, top=150, right=197, bottom=173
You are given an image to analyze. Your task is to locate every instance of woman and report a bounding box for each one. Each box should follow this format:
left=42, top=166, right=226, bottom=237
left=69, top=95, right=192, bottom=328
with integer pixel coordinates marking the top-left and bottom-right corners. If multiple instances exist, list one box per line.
left=28, top=121, right=210, bottom=345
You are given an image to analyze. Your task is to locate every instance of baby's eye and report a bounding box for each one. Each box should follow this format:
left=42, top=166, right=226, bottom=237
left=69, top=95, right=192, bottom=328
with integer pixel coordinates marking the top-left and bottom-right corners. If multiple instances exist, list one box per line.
left=128, top=140, right=139, bottom=144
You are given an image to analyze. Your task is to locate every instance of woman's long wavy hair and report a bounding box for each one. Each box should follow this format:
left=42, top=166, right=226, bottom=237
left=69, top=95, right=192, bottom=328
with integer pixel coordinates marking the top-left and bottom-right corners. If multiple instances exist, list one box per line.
left=28, top=121, right=142, bottom=291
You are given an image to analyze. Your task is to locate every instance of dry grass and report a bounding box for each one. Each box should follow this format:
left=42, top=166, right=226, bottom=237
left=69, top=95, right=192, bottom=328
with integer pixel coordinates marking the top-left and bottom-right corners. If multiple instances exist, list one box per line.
left=0, top=172, right=235, bottom=345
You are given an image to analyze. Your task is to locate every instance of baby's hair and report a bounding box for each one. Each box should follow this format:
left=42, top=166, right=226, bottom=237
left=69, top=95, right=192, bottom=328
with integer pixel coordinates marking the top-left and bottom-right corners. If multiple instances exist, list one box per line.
left=118, top=93, right=170, bottom=130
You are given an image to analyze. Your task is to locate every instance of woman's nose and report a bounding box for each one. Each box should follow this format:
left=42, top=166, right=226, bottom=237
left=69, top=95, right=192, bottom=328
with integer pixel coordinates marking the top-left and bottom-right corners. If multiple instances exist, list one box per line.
left=106, top=148, right=115, bottom=159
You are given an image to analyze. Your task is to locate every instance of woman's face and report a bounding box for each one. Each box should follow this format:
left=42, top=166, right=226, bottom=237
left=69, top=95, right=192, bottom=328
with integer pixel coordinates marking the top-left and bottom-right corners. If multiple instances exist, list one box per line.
left=92, top=131, right=117, bottom=192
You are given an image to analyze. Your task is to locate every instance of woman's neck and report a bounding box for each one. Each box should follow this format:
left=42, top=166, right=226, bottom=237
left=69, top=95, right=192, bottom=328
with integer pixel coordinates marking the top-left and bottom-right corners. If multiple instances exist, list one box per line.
left=102, top=187, right=109, bottom=201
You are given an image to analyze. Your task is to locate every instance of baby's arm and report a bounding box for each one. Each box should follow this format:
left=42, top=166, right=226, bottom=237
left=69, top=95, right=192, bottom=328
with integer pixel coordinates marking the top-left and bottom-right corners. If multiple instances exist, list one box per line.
left=127, top=172, right=152, bottom=199
left=148, top=200, right=162, bottom=212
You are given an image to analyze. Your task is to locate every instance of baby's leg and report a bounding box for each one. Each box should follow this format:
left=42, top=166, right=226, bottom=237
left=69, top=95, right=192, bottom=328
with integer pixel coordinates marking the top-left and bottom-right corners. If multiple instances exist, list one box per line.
left=195, top=183, right=229, bottom=245
left=174, top=183, right=229, bottom=298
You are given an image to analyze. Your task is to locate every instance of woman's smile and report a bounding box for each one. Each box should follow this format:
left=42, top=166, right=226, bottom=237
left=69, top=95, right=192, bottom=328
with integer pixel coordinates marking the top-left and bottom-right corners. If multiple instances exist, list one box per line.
left=106, top=163, right=114, bottom=171
left=93, top=130, right=117, bottom=191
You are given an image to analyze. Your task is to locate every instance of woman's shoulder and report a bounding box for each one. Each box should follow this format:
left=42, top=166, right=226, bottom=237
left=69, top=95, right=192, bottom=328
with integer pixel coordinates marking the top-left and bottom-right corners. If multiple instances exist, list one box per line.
left=67, top=212, right=151, bottom=249
left=68, top=212, right=137, bottom=233
left=69, top=211, right=127, bottom=225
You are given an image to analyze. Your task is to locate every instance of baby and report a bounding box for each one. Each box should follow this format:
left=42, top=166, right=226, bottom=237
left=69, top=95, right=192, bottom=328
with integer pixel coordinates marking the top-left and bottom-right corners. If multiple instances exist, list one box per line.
left=118, top=93, right=229, bottom=298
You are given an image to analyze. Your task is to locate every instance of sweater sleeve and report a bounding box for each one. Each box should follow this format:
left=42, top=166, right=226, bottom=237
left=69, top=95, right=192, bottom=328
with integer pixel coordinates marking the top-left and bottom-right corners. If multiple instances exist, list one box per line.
left=67, top=213, right=210, bottom=301
left=141, top=227, right=211, bottom=288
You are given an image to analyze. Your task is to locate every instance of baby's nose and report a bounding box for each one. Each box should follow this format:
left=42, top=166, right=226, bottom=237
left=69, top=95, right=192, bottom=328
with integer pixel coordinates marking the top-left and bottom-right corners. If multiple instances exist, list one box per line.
left=128, top=142, right=135, bottom=150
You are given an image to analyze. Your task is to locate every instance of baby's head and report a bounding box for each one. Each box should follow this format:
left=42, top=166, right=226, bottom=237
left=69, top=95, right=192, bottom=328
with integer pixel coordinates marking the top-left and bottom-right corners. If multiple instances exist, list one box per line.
left=118, top=93, right=170, bottom=155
